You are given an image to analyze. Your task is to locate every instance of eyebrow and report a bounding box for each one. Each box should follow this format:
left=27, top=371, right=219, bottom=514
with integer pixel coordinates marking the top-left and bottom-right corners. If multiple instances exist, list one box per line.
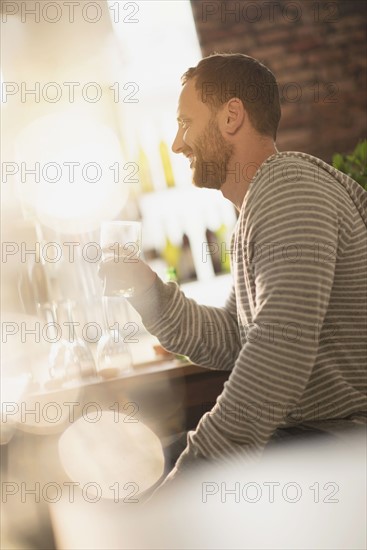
left=177, top=115, right=191, bottom=122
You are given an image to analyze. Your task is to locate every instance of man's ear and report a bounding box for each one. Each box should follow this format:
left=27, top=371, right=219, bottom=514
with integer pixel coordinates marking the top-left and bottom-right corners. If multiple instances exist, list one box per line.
left=221, top=98, right=245, bottom=136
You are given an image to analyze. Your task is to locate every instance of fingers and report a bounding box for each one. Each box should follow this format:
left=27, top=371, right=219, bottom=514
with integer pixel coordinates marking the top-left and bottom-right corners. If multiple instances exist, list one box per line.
left=97, top=253, right=157, bottom=296
left=98, top=256, right=145, bottom=283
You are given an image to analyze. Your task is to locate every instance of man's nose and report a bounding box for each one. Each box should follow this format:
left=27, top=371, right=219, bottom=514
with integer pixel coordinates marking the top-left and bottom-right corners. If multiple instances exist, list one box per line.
left=171, top=129, right=184, bottom=154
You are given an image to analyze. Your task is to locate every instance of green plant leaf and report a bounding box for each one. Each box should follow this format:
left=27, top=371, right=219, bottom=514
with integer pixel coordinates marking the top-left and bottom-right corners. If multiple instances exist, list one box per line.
left=332, top=153, right=344, bottom=170
left=355, top=140, right=367, bottom=163
left=332, top=139, right=367, bottom=190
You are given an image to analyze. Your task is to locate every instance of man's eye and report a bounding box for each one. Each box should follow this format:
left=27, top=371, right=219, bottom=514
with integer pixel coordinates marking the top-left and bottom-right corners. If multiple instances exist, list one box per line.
left=181, top=120, right=189, bottom=129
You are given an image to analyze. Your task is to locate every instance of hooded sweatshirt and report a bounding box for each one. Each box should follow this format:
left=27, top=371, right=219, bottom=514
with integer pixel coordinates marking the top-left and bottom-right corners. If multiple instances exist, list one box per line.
left=129, top=151, right=367, bottom=471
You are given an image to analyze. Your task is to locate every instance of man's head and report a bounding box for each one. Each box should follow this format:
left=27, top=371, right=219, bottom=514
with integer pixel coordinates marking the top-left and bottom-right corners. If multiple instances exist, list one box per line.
left=172, top=53, right=281, bottom=190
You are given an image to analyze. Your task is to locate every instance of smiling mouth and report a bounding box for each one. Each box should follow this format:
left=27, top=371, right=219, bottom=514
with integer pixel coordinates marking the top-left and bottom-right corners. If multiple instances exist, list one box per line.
left=187, top=155, right=195, bottom=168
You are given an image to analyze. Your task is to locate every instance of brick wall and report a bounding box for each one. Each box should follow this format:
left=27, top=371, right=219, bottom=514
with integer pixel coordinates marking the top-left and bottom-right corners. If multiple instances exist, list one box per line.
left=189, top=0, right=367, bottom=162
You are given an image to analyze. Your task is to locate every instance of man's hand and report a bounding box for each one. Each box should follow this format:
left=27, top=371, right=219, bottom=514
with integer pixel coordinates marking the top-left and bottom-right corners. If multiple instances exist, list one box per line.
left=98, top=253, right=157, bottom=297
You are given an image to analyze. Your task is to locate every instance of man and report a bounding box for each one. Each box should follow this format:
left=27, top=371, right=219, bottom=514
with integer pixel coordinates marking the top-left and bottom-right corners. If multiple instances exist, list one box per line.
left=99, top=53, right=367, bottom=487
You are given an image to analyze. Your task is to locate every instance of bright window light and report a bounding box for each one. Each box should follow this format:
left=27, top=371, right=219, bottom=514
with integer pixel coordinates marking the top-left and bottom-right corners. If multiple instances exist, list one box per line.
left=107, top=1, right=201, bottom=91
left=108, top=0, right=202, bottom=187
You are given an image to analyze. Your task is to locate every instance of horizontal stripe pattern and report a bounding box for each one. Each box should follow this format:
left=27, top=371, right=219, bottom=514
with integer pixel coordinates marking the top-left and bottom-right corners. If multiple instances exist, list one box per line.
left=129, top=151, right=367, bottom=467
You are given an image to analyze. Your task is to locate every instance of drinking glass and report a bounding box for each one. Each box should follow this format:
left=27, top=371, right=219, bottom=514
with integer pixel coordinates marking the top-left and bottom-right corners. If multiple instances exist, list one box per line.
left=100, top=221, right=142, bottom=298
left=96, top=296, right=132, bottom=378
left=47, top=300, right=97, bottom=386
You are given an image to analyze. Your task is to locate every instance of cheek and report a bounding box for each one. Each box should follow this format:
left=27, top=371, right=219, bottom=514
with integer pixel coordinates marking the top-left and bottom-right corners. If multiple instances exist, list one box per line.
left=184, top=130, right=200, bottom=151
left=183, top=129, right=190, bottom=142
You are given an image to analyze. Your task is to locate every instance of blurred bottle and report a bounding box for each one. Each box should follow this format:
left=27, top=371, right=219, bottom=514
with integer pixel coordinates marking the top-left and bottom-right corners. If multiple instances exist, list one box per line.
left=205, top=225, right=231, bottom=275
left=205, top=228, right=221, bottom=275
left=162, top=234, right=198, bottom=284
left=215, top=224, right=231, bottom=273
left=162, top=235, right=181, bottom=279
left=159, top=139, right=175, bottom=188
left=137, top=145, right=154, bottom=193
left=178, top=233, right=197, bottom=282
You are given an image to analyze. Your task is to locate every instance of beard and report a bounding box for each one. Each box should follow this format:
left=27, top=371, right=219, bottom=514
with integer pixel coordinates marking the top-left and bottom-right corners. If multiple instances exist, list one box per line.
left=191, top=117, right=234, bottom=190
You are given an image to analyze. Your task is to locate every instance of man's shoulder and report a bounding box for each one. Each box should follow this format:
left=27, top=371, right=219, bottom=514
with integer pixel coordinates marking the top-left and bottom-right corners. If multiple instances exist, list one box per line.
left=255, top=151, right=333, bottom=183
left=243, top=151, right=323, bottom=206
left=246, top=150, right=358, bottom=205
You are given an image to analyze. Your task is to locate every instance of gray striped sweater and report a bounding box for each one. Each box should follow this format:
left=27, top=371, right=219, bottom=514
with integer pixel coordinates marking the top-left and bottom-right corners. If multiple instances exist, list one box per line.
left=130, top=151, right=367, bottom=471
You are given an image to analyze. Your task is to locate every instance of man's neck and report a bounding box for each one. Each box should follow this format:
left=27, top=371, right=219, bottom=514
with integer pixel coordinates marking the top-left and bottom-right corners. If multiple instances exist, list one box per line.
left=221, top=141, right=278, bottom=210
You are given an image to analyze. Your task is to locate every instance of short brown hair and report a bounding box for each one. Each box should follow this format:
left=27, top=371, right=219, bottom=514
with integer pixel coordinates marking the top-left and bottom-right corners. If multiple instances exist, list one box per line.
left=182, top=53, right=281, bottom=140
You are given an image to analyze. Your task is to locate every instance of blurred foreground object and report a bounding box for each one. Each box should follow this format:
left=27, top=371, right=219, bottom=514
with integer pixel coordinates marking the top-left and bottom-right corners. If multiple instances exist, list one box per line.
left=51, top=428, right=366, bottom=550
left=58, top=410, right=165, bottom=500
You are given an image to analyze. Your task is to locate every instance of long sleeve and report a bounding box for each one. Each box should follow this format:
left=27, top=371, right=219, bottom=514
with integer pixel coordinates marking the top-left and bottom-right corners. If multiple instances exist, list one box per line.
left=128, top=278, right=241, bottom=371
left=176, top=155, right=360, bottom=467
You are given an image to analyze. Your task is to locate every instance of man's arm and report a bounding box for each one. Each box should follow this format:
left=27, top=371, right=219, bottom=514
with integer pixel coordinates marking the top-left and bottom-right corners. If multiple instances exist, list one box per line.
left=129, top=279, right=241, bottom=372
left=99, top=251, right=241, bottom=371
